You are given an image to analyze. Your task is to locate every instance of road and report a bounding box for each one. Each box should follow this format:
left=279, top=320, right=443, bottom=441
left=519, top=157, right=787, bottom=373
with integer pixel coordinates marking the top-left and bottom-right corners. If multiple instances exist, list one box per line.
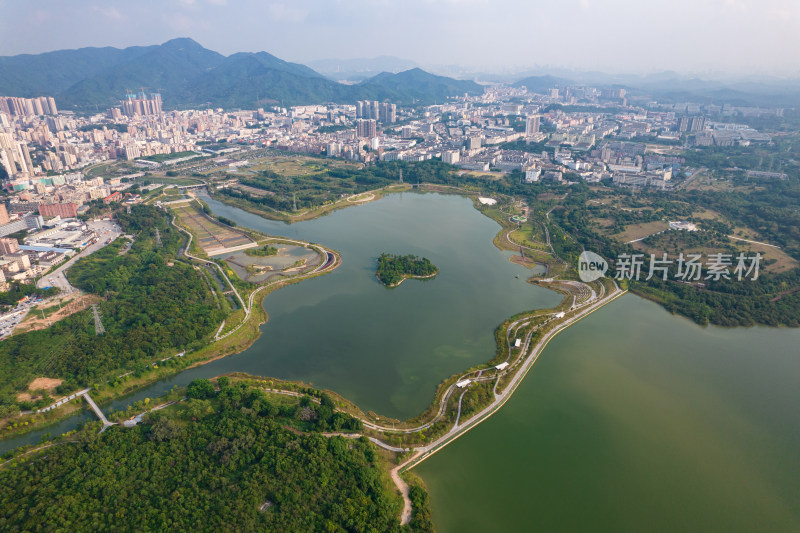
left=727, top=235, right=781, bottom=249
left=0, top=298, right=41, bottom=339
left=36, top=219, right=123, bottom=293
left=170, top=215, right=248, bottom=326
left=675, top=168, right=705, bottom=190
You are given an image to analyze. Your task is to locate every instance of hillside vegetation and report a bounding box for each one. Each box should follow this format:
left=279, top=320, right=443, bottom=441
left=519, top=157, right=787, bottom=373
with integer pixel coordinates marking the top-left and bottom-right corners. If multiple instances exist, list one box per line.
left=0, top=38, right=482, bottom=109
left=0, top=380, right=425, bottom=532
left=0, top=205, right=226, bottom=413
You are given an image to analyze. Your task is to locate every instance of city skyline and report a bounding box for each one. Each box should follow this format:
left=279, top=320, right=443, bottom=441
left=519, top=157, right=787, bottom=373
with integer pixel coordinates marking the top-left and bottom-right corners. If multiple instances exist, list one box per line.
left=2, top=0, right=800, bottom=77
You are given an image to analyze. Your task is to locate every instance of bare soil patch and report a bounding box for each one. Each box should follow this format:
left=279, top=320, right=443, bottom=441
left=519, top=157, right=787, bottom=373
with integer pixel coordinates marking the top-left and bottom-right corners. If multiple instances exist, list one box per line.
left=16, top=293, right=102, bottom=334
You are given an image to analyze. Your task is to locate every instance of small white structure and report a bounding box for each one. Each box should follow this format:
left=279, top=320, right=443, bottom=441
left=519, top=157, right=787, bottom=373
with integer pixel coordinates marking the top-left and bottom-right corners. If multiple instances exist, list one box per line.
left=495, top=362, right=510, bottom=371
left=456, top=379, right=471, bottom=388
left=478, top=197, right=497, bottom=206
left=514, top=338, right=522, bottom=348
left=669, top=221, right=698, bottom=231
left=555, top=312, right=566, bottom=319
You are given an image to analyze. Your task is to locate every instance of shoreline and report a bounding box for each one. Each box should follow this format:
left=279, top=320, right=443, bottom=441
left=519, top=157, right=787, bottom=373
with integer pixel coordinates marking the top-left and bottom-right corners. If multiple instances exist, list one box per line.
left=207, top=183, right=412, bottom=224
left=0, top=187, right=549, bottom=446
left=0, top=216, right=342, bottom=443
left=1, top=187, right=625, bottom=526
left=377, top=270, right=439, bottom=288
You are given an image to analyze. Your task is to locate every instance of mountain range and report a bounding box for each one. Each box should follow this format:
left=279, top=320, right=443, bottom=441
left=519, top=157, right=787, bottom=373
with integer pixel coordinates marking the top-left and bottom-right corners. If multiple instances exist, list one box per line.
left=0, top=38, right=482, bottom=111
left=3, top=38, right=796, bottom=111
left=307, top=56, right=419, bottom=82
left=511, top=72, right=800, bottom=107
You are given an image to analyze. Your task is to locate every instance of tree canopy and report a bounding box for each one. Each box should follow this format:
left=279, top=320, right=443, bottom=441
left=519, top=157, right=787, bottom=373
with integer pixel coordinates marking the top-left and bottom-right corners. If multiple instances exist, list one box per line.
left=0, top=381, right=421, bottom=532
left=376, top=254, right=438, bottom=287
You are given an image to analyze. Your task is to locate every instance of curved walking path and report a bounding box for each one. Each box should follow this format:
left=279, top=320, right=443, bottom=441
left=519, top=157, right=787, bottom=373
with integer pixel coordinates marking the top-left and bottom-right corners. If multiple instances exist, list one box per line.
left=170, top=213, right=339, bottom=342
left=397, top=284, right=625, bottom=461
left=170, top=195, right=617, bottom=526
left=388, top=282, right=623, bottom=524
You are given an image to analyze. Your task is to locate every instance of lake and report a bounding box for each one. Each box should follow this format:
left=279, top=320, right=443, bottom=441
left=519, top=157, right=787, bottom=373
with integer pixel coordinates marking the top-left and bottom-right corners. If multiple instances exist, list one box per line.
left=2, top=191, right=559, bottom=450
left=415, top=294, right=800, bottom=532
left=5, top=192, right=798, bottom=533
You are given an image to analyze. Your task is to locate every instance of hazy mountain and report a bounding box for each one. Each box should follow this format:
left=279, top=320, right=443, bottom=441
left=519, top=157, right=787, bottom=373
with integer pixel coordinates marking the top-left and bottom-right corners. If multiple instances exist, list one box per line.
left=0, top=45, right=156, bottom=98
left=308, top=56, right=418, bottom=81
left=509, top=70, right=800, bottom=107
left=59, top=38, right=225, bottom=109
left=360, top=68, right=482, bottom=103
left=0, top=40, right=479, bottom=110
left=512, top=75, right=574, bottom=93
left=179, top=52, right=354, bottom=108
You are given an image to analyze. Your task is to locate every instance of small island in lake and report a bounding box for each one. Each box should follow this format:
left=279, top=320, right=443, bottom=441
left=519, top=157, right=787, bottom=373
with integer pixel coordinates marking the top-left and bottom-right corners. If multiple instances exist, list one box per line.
left=376, top=253, right=439, bottom=287
left=244, top=244, right=278, bottom=257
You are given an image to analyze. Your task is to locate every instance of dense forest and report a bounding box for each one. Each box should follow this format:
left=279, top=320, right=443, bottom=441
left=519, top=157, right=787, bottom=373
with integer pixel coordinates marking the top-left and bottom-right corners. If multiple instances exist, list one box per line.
left=0, top=205, right=227, bottom=411
left=376, top=254, right=438, bottom=287
left=0, top=380, right=432, bottom=532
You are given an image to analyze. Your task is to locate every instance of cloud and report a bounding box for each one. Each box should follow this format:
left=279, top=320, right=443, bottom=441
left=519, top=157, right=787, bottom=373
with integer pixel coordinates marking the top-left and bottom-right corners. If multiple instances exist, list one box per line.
left=30, top=9, right=52, bottom=25
left=162, top=11, right=211, bottom=32
left=722, top=0, right=747, bottom=11
left=267, top=2, right=309, bottom=23
left=92, top=5, right=124, bottom=20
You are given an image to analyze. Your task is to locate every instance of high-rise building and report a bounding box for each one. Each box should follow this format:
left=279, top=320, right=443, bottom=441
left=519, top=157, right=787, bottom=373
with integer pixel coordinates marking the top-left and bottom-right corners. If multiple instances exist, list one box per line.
left=357, top=100, right=380, bottom=120
left=0, top=204, right=8, bottom=225
left=0, top=96, right=58, bottom=117
left=0, top=132, right=32, bottom=177
left=123, top=143, right=141, bottom=160
left=122, top=92, right=163, bottom=117
left=379, top=103, right=397, bottom=123
left=442, top=151, right=460, bottom=165
left=0, top=237, right=19, bottom=255
left=356, top=119, right=377, bottom=138
left=678, top=116, right=705, bottom=133
left=525, top=115, right=540, bottom=136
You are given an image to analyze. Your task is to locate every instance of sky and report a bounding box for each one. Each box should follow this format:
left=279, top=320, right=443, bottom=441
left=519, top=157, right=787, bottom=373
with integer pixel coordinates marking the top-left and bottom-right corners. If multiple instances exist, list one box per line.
left=1, top=0, right=799, bottom=76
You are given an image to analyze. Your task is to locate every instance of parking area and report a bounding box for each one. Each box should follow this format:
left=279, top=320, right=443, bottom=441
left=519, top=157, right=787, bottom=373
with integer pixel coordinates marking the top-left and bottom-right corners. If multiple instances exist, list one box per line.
left=36, top=219, right=124, bottom=294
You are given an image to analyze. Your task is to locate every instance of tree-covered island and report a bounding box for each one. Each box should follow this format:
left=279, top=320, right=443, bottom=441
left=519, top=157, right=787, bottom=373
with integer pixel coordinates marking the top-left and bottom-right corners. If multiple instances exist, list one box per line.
left=244, top=244, right=278, bottom=257
left=376, top=253, right=439, bottom=287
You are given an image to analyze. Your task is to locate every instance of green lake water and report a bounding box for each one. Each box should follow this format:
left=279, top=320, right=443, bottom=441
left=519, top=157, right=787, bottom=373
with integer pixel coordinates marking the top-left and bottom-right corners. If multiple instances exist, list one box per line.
left=0, top=192, right=559, bottom=452
left=415, top=294, right=800, bottom=532
left=3, top=192, right=798, bottom=533
left=197, top=192, right=559, bottom=419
